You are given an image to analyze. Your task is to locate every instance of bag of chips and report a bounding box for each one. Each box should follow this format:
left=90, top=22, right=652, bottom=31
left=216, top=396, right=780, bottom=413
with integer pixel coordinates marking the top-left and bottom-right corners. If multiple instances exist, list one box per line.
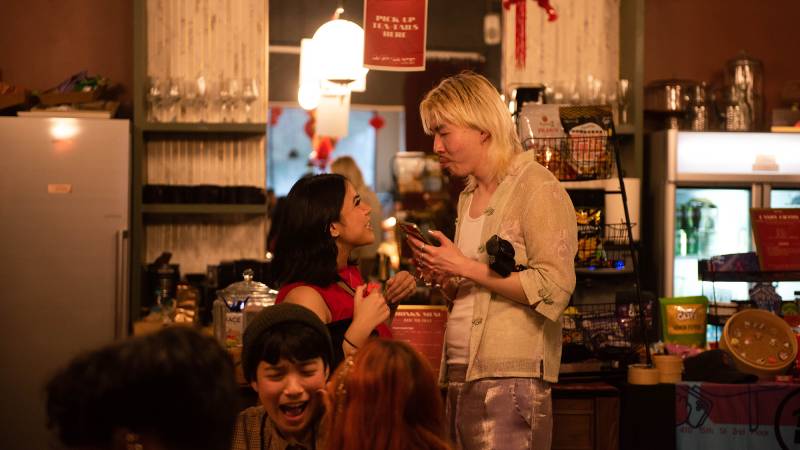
left=659, top=296, right=709, bottom=348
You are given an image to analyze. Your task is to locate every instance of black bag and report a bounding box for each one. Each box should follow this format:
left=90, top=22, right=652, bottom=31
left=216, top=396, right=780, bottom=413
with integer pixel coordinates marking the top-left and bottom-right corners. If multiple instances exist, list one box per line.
left=486, top=235, right=525, bottom=277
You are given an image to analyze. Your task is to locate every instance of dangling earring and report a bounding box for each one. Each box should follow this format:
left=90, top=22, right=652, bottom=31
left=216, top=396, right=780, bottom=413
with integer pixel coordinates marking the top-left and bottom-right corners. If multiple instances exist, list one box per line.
left=125, top=433, right=143, bottom=450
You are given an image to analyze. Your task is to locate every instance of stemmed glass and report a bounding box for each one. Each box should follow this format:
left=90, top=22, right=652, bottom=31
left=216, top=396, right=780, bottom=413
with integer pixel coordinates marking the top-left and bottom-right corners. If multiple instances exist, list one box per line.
left=413, top=265, right=442, bottom=289
left=146, top=76, right=164, bottom=122
left=204, top=79, right=221, bottom=123
left=219, top=78, right=241, bottom=122
left=181, top=78, right=199, bottom=122
left=617, top=79, right=631, bottom=125
left=241, top=77, right=260, bottom=122
left=161, top=77, right=183, bottom=122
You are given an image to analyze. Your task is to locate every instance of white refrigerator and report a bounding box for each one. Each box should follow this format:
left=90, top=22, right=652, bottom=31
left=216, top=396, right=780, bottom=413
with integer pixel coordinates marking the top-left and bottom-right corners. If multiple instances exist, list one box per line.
left=648, top=130, right=800, bottom=301
left=0, top=117, right=130, bottom=450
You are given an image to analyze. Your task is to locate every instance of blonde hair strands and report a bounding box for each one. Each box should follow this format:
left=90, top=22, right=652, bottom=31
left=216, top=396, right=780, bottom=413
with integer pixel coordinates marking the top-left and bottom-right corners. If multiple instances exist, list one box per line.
left=419, top=72, right=522, bottom=190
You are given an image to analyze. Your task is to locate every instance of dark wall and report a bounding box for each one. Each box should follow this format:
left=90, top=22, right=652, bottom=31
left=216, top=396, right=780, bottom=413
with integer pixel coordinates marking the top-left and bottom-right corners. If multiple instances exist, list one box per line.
left=645, top=0, right=800, bottom=120
left=0, top=0, right=133, bottom=116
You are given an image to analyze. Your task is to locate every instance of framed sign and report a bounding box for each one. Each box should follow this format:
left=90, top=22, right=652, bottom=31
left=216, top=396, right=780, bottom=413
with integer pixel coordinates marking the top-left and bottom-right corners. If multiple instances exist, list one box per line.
left=363, top=0, right=427, bottom=71
left=750, top=208, right=800, bottom=271
left=390, top=305, right=447, bottom=378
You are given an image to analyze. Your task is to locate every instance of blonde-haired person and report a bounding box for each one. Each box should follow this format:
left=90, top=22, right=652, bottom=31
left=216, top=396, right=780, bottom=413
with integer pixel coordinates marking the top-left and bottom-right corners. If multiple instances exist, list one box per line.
left=409, top=71, right=578, bottom=450
left=330, top=156, right=383, bottom=280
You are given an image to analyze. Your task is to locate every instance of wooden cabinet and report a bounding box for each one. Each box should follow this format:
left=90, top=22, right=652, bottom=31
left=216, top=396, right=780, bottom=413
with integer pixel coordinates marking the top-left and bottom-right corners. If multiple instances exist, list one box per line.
left=553, top=383, right=620, bottom=450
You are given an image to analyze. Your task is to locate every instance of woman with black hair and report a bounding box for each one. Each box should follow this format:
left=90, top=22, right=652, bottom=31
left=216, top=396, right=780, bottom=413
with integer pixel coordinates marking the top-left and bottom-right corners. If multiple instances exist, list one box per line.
left=271, top=174, right=416, bottom=367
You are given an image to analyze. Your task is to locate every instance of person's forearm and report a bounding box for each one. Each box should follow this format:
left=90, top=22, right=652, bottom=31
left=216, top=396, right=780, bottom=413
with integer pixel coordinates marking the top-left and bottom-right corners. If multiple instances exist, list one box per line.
left=457, top=259, right=534, bottom=306
left=343, top=318, right=374, bottom=353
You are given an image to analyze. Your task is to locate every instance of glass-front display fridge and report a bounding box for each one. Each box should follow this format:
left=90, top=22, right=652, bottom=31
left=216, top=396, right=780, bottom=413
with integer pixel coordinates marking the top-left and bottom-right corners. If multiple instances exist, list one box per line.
left=648, top=130, right=800, bottom=300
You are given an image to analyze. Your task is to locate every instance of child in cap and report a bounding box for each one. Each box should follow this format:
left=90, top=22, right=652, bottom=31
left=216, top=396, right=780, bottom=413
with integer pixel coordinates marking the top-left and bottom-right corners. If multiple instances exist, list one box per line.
left=233, top=302, right=334, bottom=450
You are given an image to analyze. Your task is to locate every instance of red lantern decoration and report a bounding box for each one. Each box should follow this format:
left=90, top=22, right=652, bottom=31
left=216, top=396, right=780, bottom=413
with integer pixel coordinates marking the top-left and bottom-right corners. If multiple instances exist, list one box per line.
left=309, top=135, right=337, bottom=169
left=316, top=136, right=333, bottom=161
left=269, top=106, right=283, bottom=126
left=304, top=111, right=316, bottom=139
left=369, top=111, right=385, bottom=131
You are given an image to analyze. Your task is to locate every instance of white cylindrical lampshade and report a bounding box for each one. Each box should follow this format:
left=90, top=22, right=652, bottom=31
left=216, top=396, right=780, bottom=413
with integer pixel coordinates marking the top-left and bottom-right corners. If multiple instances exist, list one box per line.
left=298, top=38, right=321, bottom=110
left=316, top=91, right=350, bottom=138
left=298, top=84, right=321, bottom=110
left=312, top=19, right=365, bottom=83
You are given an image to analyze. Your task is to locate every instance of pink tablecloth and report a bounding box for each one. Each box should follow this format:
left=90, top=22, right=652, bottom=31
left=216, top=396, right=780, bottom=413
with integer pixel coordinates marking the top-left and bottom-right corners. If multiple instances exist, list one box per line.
left=676, top=381, right=800, bottom=450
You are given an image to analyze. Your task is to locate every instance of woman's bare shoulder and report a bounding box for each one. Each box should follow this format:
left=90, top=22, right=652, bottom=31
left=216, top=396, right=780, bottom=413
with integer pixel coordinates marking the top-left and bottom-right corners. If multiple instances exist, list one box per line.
left=282, top=285, right=331, bottom=322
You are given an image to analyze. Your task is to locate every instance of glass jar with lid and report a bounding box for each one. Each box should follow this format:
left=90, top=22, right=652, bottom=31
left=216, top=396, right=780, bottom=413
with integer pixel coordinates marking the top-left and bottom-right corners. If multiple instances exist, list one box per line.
left=212, top=268, right=277, bottom=347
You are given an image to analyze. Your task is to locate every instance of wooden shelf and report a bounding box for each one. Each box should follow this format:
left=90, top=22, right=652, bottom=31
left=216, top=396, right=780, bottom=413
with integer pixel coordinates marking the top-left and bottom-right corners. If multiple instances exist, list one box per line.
left=142, top=203, right=267, bottom=215
left=140, top=122, right=267, bottom=134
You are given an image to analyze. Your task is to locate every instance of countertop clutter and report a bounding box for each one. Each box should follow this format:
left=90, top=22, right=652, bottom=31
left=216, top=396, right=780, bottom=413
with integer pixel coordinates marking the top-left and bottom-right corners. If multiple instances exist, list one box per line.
left=1, top=71, right=119, bottom=118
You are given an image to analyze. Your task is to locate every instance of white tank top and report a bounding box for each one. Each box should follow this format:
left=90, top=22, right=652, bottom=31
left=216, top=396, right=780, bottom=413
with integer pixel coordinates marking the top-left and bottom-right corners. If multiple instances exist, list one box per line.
left=445, top=208, right=485, bottom=366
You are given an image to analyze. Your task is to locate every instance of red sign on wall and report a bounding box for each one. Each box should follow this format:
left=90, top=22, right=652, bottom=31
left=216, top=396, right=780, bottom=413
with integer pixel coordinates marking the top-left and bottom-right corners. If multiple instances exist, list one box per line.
left=751, top=208, right=800, bottom=271
left=363, top=0, right=427, bottom=71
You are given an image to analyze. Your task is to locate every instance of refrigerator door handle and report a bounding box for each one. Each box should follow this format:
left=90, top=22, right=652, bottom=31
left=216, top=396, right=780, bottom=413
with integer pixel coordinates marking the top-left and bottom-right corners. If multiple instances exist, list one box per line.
left=115, top=229, right=130, bottom=339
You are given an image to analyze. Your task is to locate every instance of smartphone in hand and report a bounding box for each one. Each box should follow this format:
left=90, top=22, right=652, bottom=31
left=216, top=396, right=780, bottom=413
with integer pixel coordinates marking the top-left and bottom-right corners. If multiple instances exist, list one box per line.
left=399, top=221, right=439, bottom=247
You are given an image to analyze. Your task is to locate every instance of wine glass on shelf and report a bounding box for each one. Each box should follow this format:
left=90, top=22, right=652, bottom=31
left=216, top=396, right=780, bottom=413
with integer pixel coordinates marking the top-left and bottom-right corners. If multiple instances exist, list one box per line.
left=617, top=79, right=631, bottom=125
left=205, top=79, right=221, bottom=123
left=219, top=77, right=242, bottom=123
left=181, top=78, right=199, bottom=122
left=146, top=76, right=164, bottom=122
left=161, top=77, right=183, bottom=123
left=241, top=77, right=260, bottom=122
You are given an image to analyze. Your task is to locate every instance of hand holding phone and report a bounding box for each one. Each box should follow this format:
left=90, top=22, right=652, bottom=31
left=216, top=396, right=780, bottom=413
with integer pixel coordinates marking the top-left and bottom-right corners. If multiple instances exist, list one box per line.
left=399, top=221, right=438, bottom=247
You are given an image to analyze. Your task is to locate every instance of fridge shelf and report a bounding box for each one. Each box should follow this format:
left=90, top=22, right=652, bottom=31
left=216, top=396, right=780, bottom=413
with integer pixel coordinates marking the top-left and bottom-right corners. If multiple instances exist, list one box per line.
left=142, top=203, right=267, bottom=215
left=140, top=122, right=267, bottom=134
left=698, top=259, right=800, bottom=282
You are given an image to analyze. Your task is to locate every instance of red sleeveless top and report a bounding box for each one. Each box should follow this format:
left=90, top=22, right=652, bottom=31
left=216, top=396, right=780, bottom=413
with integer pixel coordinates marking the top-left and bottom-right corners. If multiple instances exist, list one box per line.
left=275, top=265, right=392, bottom=338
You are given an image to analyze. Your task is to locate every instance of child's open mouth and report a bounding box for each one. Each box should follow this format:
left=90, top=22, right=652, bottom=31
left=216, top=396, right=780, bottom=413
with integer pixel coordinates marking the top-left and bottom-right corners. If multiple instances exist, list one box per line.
left=279, top=401, right=308, bottom=418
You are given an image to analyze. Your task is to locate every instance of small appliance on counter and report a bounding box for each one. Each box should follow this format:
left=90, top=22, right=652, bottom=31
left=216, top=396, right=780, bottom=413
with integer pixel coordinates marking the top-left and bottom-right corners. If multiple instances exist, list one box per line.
left=212, top=268, right=277, bottom=348
left=645, top=79, right=699, bottom=130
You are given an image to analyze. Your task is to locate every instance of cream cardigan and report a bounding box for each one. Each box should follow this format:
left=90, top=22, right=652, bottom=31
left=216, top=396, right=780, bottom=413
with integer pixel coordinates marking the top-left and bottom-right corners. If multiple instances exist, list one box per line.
left=443, top=151, right=578, bottom=383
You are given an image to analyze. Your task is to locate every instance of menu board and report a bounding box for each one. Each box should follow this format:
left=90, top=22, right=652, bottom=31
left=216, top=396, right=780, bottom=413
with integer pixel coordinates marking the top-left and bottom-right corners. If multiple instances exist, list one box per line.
left=750, top=208, right=800, bottom=271
left=390, top=305, right=447, bottom=378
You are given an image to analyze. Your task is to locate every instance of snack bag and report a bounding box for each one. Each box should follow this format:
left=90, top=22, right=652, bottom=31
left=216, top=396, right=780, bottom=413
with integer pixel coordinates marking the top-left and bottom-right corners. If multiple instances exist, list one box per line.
left=659, top=296, right=709, bottom=347
left=559, top=105, right=614, bottom=179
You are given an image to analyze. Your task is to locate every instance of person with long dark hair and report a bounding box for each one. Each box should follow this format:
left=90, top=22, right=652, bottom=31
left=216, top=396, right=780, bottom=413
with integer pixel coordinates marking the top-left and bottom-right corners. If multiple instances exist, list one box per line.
left=325, top=339, right=452, bottom=450
left=271, top=173, right=416, bottom=367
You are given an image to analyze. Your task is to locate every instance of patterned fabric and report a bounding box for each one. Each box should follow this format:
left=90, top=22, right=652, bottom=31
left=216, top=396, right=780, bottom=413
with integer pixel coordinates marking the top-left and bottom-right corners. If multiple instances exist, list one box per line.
left=276, top=266, right=392, bottom=338
left=230, top=406, right=324, bottom=450
left=441, top=150, right=577, bottom=384
left=446, top=365, right=553, bottom=450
